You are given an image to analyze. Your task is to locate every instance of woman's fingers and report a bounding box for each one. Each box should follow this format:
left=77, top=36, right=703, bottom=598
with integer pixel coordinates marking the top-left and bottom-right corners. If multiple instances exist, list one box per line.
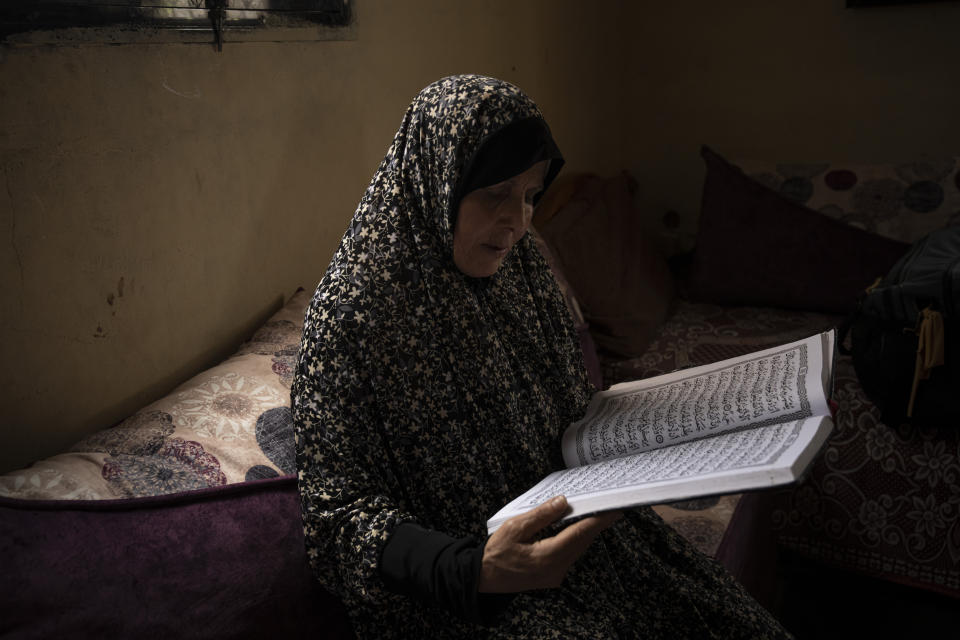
left=478, top=499, right=623, bottom=593
left=500, top=495, right=570, bottom=542
left=540, top=510, right=623, bottom=565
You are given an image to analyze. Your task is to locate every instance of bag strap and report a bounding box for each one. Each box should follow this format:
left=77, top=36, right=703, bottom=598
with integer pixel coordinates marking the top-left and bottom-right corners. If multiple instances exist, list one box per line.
left=836, top=314, right=854, bottom=356
left=908, top=308, right=946, bottom=417
left=837, top=277, right=884, bottom=356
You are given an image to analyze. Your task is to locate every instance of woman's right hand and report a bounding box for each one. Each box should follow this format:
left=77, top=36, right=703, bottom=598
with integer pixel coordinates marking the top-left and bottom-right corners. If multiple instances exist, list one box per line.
left=477, top=495, right=622, bottom=593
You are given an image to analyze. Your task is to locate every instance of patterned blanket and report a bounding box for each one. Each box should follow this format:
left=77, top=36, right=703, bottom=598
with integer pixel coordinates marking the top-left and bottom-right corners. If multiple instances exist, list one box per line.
left=603, top=300, right=960, bottom=598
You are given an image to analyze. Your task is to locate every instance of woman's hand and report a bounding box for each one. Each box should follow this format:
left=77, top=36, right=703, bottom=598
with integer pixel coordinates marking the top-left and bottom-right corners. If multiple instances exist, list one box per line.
left=478, top=495, right=622, bottom=593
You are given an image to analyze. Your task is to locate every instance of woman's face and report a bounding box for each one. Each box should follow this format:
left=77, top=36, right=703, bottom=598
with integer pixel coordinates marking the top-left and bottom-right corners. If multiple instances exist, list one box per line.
left=453, top=160, right=548, bottom=278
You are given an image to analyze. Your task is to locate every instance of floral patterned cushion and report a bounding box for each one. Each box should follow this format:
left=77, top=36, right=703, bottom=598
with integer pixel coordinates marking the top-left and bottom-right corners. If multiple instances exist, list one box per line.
left=734, top=155, right=960, bottom=244
left=0, top=289, right=310, bottom=500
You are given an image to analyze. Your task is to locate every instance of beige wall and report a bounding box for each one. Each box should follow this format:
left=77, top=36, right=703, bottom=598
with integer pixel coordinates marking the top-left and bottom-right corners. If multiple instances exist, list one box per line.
left=622, top=0, right=960, bottom=250
left=0, top=0, right=628, bottom=473
left=2, top=0, right=959, bottom=473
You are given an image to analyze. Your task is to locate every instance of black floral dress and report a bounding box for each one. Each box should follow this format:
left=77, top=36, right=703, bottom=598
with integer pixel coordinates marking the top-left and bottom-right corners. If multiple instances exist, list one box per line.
left=293, top=75, right=792, bottom=639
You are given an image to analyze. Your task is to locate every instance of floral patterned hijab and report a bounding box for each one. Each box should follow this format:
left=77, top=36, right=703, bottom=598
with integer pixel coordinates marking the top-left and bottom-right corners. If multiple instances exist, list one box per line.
left=293, top=75, right=591, bottom=615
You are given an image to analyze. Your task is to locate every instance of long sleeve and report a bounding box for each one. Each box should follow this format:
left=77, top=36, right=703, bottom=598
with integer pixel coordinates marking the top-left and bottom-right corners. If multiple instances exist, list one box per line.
left=380, top=522, right=515, bottom=624
left=293, top=325, right=416, bottom=605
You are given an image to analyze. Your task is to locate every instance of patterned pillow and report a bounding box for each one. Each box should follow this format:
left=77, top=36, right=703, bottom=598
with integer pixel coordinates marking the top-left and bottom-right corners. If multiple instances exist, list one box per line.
left=734, top=155, right=960, bottom=244
left=686, top=147, right=910, bottom=314
left=0, top=289, right=311, bottom=500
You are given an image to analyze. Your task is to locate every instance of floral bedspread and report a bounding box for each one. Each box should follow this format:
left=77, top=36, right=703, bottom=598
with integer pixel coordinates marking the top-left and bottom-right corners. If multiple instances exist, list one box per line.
left=602, top=300, right=960, bottom=597
left=0, top=291, right=308, bottom=500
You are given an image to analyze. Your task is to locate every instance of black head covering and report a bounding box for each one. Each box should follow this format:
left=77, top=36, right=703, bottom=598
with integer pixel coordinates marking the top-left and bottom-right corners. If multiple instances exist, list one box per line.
left=454, top=115, right=563, bottom=220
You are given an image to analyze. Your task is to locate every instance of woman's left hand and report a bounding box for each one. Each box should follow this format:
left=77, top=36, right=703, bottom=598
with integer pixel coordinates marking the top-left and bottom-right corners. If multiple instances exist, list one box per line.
left=478, top=495, right=622, bottom=593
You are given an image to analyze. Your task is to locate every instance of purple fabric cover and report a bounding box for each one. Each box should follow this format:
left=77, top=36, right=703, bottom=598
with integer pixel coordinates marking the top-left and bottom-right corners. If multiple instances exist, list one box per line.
left=687, top=146, right=910, bottom=314
left=0, top=476, right=353, bottom=639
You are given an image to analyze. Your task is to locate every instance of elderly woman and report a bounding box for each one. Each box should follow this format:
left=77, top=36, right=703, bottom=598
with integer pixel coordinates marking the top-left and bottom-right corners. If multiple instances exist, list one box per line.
left=293, top=75, right=791, bottom=639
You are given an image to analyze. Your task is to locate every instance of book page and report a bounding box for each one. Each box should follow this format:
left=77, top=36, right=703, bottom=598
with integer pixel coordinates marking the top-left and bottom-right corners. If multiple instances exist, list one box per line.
left=563, top=332, right=832, bottom=467
left=536, top=420, right=805, bottom=507
left=488, top=416, right=832, bottom=533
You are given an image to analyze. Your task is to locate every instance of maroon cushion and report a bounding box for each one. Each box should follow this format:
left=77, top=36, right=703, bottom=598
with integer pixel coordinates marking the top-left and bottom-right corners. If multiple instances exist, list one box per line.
left=686, top=146, right=910, bottom=314
left=535, top=172, right=676, bottom=358
left=0, top=476, right=353, bottom=639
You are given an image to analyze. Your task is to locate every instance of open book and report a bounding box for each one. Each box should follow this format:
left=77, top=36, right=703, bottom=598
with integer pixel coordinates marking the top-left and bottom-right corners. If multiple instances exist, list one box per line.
left=487, top=330, right=836, bottom=533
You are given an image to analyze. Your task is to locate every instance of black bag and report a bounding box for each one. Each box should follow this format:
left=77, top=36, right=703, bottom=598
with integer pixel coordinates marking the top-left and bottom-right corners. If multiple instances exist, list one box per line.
left=842, top=226, right=960, bottom=426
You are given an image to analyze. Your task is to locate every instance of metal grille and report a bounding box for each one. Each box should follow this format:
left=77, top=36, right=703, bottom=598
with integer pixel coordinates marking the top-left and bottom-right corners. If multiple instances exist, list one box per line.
left=1, top=0, right=352, bottom=38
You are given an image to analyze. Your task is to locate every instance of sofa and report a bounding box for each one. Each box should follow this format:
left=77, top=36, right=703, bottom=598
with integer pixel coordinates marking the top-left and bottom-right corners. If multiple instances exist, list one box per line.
left=537, top=146, right=960, bottom=608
